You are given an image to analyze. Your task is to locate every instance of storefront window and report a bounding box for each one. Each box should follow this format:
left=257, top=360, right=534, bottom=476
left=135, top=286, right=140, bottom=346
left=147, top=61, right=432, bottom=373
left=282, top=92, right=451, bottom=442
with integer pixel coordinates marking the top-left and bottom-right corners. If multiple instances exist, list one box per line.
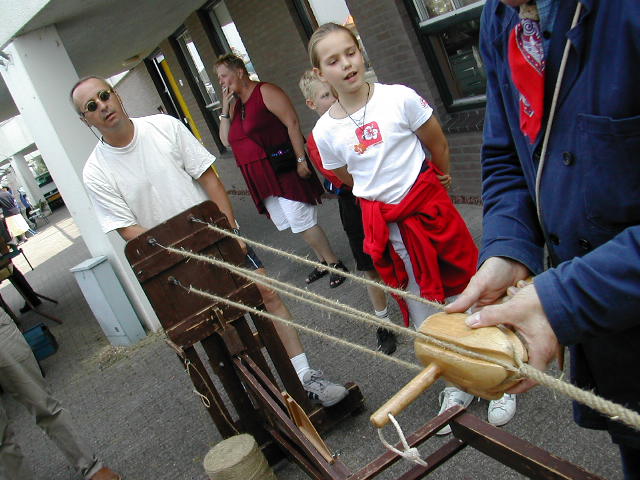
left=176, top=31, right=220, bottom=110
left=407, top=0, right=486, bottom=110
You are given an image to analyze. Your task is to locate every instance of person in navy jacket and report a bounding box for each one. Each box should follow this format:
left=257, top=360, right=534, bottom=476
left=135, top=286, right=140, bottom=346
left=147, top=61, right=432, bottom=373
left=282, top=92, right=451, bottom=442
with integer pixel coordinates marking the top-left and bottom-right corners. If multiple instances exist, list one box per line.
left=446, top=0, right=640, bottom=476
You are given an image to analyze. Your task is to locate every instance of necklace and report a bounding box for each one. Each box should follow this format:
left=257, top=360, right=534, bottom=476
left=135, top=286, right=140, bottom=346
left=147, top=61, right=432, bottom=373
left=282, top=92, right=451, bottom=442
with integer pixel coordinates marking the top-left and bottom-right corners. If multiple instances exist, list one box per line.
left=338, top=82, right=370, bottom=133
left=338, top=83, right=371, bottom=154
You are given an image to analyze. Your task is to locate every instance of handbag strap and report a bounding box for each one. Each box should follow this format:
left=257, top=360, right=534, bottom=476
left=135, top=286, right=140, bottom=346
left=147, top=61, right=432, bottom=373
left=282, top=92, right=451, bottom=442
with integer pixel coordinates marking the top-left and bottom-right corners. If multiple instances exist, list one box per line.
left=234, top=82, right=285, bottom=156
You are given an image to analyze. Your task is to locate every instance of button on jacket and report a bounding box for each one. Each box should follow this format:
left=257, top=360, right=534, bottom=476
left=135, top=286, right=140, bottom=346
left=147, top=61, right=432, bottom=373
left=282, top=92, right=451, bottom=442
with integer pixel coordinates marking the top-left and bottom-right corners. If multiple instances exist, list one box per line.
left=480, top=0, right=640, bottom=447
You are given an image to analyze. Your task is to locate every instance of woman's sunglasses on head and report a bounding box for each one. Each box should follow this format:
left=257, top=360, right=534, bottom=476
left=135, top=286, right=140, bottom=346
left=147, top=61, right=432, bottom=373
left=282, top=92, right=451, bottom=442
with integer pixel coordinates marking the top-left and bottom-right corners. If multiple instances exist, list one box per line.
left=82, top=89, right=113, bottom=115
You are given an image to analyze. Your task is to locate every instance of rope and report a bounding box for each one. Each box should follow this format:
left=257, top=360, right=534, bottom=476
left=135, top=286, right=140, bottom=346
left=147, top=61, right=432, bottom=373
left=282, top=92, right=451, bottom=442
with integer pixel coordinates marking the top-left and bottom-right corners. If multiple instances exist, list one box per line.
left=155, top=234, right=640, bottom=432
left=535, top=2, right=582, bottom=222
left=184, top=358, right=240, bottom=435
left=192, top=217, right=443, bottom=310
left=377, top=413, right=428, bottom=467
left=520, top=364, right=640, bottom=431
left=173, top=280, right=424, bottom=374
left=160, top=243, right=519, bottom=374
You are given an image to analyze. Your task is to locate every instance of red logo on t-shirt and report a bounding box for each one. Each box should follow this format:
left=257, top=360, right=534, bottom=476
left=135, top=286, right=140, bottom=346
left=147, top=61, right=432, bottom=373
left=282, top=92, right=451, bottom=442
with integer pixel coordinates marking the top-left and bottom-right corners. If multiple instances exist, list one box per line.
left=353, top=121, right=383, bottom=154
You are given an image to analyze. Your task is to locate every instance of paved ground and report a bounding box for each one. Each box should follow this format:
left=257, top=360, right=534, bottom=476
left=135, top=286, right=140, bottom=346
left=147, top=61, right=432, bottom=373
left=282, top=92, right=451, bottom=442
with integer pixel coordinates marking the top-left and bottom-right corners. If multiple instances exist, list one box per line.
left=4, top=196, right=623, bottom=480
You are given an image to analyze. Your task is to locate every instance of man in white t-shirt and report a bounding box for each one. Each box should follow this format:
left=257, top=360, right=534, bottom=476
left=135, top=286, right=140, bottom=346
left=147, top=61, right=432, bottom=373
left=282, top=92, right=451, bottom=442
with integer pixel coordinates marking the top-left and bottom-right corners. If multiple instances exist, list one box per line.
left=73, top=76, right=347, bottom=408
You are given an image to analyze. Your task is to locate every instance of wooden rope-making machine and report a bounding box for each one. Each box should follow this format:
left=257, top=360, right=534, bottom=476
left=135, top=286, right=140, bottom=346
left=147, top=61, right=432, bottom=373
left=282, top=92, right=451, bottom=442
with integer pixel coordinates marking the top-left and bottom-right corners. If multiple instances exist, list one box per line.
left=125, top=201, right=603, bottom=480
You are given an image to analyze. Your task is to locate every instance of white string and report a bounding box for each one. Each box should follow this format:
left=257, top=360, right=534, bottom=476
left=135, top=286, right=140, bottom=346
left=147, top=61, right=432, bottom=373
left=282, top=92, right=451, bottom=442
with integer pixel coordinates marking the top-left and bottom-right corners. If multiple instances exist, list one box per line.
left=377, top=413, right=428, bottom=467
left=192, top=388, right=211, bottom=408
left=535, top=1, right=583, bottom=222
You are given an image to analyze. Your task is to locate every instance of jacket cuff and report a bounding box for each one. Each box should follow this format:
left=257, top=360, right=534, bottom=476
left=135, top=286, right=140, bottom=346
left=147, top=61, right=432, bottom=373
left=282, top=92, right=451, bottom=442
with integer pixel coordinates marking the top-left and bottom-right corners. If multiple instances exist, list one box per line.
left=479, top=239, right=544, bottom=275
left=534, top=271, right=577, bottom=346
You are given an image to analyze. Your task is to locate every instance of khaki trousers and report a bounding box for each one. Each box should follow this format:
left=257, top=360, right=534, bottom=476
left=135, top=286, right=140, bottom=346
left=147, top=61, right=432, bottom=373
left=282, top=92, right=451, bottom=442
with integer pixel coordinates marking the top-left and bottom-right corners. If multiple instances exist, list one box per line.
left=0, top=317, right=101, bottom=480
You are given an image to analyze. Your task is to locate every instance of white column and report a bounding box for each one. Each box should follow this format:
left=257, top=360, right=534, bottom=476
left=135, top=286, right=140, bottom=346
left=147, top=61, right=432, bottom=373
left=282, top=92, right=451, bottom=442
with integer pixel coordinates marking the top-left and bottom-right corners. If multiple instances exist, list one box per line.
left=0, top=26, right=160, bottom=332
left=10, top=153, right=46, bottom=206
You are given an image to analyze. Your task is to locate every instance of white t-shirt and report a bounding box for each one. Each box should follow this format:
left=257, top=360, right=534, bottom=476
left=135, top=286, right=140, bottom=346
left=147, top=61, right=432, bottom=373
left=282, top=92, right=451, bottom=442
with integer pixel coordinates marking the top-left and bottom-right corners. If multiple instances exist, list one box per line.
left=83, top=114, right=215, bottom=233
left=313, top=83, right=433, bottom=204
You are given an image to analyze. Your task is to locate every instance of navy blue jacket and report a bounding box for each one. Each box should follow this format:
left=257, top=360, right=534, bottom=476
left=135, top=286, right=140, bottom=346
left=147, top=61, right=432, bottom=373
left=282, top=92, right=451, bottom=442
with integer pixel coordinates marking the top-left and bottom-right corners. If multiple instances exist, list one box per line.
left=480, top=0, right=640, bottom=446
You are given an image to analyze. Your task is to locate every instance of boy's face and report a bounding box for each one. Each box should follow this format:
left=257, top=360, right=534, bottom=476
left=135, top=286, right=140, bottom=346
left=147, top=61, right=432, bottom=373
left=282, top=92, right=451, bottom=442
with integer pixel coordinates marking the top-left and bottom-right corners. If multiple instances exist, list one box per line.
left=307, top=83, right=336, bottom=116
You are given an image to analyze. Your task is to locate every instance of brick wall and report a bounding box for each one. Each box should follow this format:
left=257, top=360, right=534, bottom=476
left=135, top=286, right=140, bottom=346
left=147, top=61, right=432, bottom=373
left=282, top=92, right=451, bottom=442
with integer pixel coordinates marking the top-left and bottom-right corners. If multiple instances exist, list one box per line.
left=346, top=0, right=445, bottom=116
left=347, top=0, right=483, bottom=201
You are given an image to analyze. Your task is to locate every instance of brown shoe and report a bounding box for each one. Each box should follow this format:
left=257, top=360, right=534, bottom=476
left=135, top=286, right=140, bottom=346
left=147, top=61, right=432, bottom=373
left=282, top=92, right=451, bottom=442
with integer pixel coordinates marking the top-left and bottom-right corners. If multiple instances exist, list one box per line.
left=90, top=467, right=122, bottom=480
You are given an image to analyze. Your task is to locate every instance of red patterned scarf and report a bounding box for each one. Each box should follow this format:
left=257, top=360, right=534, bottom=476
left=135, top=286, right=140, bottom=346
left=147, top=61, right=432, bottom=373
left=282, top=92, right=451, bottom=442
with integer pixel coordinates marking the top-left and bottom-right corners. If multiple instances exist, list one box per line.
left=508, top=3, right=545, bottom=143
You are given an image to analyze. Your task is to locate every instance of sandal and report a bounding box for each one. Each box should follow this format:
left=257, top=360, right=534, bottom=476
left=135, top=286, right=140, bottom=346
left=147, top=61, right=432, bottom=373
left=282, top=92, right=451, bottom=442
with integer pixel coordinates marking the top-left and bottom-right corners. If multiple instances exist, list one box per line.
left=306, top=261, right=328, bottom=284
left=329, top=260, right=348, bottom=288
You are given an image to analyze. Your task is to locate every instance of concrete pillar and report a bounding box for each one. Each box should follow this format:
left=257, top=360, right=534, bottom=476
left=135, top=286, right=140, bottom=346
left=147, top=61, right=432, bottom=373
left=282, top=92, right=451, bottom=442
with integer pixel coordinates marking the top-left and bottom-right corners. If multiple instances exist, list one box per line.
left=10, top=153, right=46, bottom=206
left=0, top=26, right=160, bottom=332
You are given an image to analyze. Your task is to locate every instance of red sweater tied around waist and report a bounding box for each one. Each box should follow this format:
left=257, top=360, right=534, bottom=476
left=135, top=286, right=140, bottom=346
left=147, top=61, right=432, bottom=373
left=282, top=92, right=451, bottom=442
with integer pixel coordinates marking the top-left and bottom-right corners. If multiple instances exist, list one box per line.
left=359, top=167, right=478, bottom=326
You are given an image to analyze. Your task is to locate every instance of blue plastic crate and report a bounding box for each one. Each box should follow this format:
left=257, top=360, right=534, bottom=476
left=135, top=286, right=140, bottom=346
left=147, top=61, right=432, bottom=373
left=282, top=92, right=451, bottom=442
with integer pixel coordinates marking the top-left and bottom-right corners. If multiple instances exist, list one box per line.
left=22, top=323, right=58, bottom=361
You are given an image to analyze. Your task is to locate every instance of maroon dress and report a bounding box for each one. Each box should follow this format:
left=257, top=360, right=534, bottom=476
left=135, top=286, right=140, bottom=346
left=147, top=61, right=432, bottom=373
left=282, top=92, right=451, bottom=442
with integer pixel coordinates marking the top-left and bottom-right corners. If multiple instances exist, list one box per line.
left=227, top=82, right=324, bottom=215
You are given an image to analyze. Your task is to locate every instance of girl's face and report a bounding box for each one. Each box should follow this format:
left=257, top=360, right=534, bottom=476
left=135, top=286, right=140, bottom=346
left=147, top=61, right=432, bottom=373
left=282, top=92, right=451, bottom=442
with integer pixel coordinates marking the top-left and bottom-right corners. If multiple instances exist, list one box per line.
left=314, top=30, right=365, bottom=95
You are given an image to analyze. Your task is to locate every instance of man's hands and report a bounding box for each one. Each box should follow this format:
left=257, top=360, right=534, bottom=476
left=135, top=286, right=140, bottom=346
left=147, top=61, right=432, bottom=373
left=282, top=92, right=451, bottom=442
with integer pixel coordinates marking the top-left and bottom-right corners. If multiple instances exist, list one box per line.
left=446, top=257, right=531, bottom=312
left=445, top=257, right=561, bottom=393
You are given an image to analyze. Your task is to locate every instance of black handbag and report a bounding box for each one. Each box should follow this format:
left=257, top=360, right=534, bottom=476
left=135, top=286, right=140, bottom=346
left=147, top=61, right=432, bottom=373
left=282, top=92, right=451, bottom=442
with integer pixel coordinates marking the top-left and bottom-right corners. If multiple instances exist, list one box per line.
left=264, top=142, right=297, bottom=174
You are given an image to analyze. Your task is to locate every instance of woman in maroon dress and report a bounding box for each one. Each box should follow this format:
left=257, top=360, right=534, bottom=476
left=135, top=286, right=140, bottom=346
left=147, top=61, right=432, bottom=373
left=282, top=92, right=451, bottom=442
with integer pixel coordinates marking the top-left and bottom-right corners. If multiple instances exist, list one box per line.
left=215, top=54, right=347, bottom=287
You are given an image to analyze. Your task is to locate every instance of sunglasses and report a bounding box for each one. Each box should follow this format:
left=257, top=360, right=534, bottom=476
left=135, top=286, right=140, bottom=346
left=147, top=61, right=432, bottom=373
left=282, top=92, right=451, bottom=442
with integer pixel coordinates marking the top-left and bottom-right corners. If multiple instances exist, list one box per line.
left=82, top=89, right=113, bottom=115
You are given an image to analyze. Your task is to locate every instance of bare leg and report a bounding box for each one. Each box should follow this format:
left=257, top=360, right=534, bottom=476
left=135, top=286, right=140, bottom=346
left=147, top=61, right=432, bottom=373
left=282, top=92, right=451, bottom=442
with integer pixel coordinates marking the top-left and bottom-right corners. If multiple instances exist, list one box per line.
left=364, top=269, right=387, bottom=312
left=254, top=268, right=303, bottom=358
left=300, top=225, right=338, bottom=265
left=253, top=267, right=349, bottom=406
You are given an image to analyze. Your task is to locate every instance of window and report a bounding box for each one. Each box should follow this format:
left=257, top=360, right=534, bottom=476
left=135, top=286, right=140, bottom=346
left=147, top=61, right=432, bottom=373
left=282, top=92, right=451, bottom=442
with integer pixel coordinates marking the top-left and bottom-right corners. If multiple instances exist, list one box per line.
left=407, top=0, right=485, bottom=111
left=176, top=31, right=220, bottom=112
left=205, top=1, right=259, bottom=80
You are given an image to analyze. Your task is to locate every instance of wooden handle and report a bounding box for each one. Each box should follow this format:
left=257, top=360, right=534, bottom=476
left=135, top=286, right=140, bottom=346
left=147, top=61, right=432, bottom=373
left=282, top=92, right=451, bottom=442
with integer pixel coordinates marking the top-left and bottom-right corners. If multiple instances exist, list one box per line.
left=370, top=364, right=442, bottom=429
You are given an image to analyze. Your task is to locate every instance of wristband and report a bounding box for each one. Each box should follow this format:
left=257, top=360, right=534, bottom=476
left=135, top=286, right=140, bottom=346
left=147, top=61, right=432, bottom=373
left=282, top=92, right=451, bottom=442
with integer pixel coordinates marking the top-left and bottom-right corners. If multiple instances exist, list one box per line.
left=296, top=156, right=305, bottom=164
left=219, top=113, right=230, bottom=120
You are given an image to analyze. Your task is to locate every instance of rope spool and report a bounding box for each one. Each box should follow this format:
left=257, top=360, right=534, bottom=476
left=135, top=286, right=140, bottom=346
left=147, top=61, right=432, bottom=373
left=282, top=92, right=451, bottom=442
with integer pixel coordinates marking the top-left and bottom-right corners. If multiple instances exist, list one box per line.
left=371, top=312, right=527, bottom=428
left=203, top=434, right=277, bottom=480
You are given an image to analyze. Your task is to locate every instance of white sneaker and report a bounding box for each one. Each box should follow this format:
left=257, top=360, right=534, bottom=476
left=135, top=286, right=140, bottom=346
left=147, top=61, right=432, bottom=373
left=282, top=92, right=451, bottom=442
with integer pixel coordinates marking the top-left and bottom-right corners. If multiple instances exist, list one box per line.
left=301, top=369, right=348, bottom=407
left=488, top=393, right=517, bottom=426
left=436, top=387, right=474, bottom=435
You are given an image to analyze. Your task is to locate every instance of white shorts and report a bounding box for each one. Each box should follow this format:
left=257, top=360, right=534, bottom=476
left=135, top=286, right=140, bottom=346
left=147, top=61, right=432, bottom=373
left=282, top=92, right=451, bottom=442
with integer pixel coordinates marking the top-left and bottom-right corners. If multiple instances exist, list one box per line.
left=263, top=196, right=317, bottom=233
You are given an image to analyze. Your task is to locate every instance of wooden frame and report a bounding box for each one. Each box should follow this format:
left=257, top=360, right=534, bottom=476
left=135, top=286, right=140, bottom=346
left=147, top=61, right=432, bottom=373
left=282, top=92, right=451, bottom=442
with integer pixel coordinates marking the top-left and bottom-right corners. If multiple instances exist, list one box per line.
left=125, top=201, right=601, bottom=480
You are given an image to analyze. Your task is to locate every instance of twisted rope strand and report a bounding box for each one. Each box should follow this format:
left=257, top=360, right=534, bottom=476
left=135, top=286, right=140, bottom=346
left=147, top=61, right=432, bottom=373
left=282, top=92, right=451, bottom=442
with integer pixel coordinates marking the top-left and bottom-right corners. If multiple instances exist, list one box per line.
left=162, top=244, right=518, bottom=373
left=195, top=218, right=443, bottom=310
left=181, top=283, right=423, bottom=373
left=159, top=240, right=640, bottom=432
left=520, top=364, right=640, bottom=431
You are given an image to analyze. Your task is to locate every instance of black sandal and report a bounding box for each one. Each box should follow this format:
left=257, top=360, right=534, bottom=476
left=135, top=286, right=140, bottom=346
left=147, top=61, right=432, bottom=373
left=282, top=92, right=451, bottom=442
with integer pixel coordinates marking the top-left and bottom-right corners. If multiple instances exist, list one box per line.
left=306, top=261, right=328, bottom=284
left=329, top=260, right=348, bottom=288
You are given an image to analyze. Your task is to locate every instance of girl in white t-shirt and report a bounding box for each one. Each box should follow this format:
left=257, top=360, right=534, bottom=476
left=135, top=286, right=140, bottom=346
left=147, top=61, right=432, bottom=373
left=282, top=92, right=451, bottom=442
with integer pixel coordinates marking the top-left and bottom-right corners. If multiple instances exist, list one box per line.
left=310, top=23, right=495, bottom=431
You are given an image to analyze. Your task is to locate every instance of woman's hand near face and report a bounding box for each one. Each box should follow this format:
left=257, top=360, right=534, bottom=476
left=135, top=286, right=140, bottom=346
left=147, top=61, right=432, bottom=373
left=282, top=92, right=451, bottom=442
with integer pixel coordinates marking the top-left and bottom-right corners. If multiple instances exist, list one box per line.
left=221, top=86, right=235, bottom=115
